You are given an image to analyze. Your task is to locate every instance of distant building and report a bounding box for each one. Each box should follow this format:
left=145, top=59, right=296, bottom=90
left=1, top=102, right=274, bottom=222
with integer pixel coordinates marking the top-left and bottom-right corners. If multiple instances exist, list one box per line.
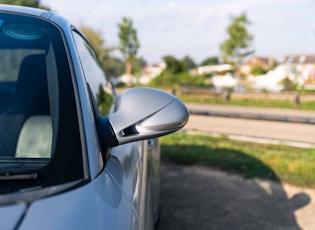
left=238, top=56, right=275, bottom=76
left=193, top=64, right=232, bottom=76
left=248, top=65, right=286, bottom=92
left=118, top=62, right=166, bottom=85
left=118, top=74, right=137, bottom=85
left=282, top=54, right=315, bottom=85
left=138, top=62, right=166, bottom=85
left=248, top=54, right=315, bottom=92
left=282, top=54, right=315, bottom=64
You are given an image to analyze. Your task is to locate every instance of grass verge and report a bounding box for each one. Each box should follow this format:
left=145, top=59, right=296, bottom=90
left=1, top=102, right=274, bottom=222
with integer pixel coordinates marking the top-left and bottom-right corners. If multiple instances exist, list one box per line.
left=161, top=132, right=315, bottom=188
left=180, top=94, right=315, bottom=111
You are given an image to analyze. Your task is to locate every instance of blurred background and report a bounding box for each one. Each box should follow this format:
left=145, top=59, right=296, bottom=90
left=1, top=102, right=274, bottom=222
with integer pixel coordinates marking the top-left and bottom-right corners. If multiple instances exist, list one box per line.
left=3, top=0, right=315, bottom=229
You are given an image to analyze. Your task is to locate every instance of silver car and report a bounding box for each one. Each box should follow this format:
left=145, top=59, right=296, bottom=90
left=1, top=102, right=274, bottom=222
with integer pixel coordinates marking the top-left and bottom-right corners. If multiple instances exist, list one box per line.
left=0, top=4, right=189, bottom=230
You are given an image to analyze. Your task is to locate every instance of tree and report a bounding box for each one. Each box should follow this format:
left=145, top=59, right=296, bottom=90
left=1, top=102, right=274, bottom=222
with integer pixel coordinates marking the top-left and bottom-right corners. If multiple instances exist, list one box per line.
left=250, top=65, right=267, bottom=76
left=81, top=26, right=110, bottom=63
left=278, top=77, right=301, bottom=105
left=118, top=17, right=140, bottom=79
left=278, top=77, right=298, bottom=92
left=104, top=57, right=125, bottom=78
left=163, top=55, right=185, bottom=74
left=132, top=56, right=147, bottom=76
left=200, top=56, right=219, bottom=66
left=220, top=13, right=254, bottom=71
left=81, top=26, right=124, bottom=78
left=0, top=0, right=50, bottom=10
left=181, top=55, right=196, bottom=70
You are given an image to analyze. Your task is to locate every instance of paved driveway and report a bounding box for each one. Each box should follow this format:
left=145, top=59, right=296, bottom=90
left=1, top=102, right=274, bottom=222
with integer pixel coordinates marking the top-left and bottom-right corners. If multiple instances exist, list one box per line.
left=157, top=162, right=315, bottom=230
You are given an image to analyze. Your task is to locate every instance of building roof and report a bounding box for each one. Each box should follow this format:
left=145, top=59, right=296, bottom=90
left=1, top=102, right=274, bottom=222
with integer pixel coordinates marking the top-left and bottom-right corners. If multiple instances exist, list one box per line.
left=244, top=56, right=275, bottom=67
left=282, top=55, right=315, bottom=64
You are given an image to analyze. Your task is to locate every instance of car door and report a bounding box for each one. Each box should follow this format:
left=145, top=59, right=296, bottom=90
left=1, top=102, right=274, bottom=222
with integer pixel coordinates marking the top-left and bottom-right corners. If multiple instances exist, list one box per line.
left=72, top=30, right=156, bottom=229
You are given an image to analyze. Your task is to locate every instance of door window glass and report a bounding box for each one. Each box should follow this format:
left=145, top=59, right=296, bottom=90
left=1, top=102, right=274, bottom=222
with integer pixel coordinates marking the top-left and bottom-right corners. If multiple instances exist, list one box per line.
left=73, top=32, right=114, bottom=116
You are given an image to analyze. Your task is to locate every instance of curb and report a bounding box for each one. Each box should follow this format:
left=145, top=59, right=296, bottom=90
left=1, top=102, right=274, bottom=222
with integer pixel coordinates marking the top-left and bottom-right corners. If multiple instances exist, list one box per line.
left=189, top=109, right=315, bottom=125
left=182, top=129, right=315, bottom=149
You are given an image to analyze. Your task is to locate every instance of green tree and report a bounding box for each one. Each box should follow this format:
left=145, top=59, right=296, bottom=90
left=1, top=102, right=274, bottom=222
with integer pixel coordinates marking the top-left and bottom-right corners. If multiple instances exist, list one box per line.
left=278, top=76, right=301, bottom=105
left=149, top=71, right=202, bottom=89
left=149, top=55, right=206, bottom=89
left=278, top=77, right=298, bottom=92
left=132, top=56, right=147, bottom=76
left=0, top=0, right=50, bottom=10
left=220, top=13, right=254, bottom=71
left=163, top=55, right=184, bottom=74
left=81, top=26, right=124, bottom=78
left=181, top=55, right=196, bottom=70
left=118, top=17, right=140, bottom=80
left=104, top=57, right=125, bottom=78
left=96, top=85, right=114, bottom=115
left=250, top=65, right=267, bottom=76
left=200, top=56, right=219, bottom=66
left=81, top=26, right=110, bottom=63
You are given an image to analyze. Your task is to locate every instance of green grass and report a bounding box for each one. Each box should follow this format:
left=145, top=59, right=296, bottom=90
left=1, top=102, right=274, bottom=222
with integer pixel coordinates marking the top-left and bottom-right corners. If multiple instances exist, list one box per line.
left=180, top=94, right=315, bottom=111
left=161, top=132, right=315, bottom=188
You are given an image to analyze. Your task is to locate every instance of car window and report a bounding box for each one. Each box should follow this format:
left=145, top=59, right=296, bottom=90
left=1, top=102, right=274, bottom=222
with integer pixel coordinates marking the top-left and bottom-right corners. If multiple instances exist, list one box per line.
left=72, top=31, right=114, bottom=116
left=0, top=12, right=83, bottom=194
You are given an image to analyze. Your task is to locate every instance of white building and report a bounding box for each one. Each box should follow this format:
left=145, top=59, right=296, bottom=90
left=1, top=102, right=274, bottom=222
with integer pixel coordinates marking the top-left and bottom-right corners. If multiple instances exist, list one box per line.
left=118, top=62, right=166, bottom=85
left=194, top=64, right=232, bottom=76
left=248, top=66, right=286, bottom=92
left=138, top=62, right=166, bottom=85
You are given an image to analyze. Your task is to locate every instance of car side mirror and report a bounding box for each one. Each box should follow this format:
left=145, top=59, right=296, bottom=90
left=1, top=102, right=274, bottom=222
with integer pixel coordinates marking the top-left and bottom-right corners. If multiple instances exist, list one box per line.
left=99, top=87, right=189, bottom=147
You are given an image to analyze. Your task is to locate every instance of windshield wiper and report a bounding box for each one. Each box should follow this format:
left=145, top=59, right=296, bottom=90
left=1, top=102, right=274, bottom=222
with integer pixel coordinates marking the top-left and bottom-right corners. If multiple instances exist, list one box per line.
left=0, top=172, right=37, bottom=181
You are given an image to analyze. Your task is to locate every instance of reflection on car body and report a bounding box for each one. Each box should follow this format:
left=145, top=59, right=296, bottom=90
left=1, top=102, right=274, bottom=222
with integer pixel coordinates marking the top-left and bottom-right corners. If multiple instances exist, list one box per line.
left=0, top=4, right=189, bottom=230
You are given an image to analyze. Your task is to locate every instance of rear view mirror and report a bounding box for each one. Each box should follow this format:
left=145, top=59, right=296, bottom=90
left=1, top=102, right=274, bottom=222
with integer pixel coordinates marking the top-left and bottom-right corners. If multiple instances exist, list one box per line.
left=104, top=87, right=189, bottom=147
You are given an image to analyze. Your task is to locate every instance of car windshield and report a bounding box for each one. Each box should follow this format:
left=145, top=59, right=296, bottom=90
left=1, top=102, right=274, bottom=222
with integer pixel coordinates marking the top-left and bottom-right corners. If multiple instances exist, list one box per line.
left=0, top=12, right=84, bottom=194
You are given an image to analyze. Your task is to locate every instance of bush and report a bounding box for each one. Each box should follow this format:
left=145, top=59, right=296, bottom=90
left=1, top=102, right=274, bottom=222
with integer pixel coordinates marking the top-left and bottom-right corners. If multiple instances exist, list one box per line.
left=149, top=70, right=206, bottom=88
left=250, top=65, right=267, bottom=76
left=278, top=77, right=298, bottom=92
left=163, top=55, right=185, bottom=74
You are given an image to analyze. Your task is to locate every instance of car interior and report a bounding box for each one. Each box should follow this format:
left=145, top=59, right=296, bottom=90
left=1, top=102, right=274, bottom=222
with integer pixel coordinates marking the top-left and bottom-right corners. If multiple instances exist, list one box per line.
left=0, top=53, right=52, bottom=159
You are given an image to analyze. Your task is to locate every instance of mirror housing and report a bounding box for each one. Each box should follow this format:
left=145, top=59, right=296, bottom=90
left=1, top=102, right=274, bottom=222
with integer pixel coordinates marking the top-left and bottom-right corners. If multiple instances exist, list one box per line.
left=100, top=87, right=189, bottom=147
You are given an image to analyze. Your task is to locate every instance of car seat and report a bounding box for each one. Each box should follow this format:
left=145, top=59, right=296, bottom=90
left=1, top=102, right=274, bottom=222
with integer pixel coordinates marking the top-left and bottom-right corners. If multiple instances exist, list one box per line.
left=0, top=53, right=52, bottom=158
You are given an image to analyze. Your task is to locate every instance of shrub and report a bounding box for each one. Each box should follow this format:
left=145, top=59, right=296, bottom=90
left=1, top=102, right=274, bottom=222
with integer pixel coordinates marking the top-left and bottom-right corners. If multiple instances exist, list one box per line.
left=278, top=77, right=298, bottom=92
left=149, top=70, right=206, bottom=88
left=250, top=65, right=267, bottom=76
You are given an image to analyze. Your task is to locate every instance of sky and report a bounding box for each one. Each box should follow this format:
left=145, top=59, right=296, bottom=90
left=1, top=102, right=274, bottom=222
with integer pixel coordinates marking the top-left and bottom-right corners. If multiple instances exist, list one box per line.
left=42, top=0, right=315, bottom=65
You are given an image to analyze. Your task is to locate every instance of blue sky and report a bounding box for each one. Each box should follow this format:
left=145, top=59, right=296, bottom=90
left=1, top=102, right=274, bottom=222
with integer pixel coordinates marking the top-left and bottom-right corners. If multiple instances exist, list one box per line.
left=42, top=0, right=315, bottom=64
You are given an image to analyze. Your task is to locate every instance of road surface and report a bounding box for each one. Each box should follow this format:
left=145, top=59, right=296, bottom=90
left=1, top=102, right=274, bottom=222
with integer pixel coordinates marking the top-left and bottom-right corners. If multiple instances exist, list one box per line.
left=184, top=114, right=315, bottom=147
left=184, top=103, right=315, bottom=147
left=186, top=103, right=315, bottom=124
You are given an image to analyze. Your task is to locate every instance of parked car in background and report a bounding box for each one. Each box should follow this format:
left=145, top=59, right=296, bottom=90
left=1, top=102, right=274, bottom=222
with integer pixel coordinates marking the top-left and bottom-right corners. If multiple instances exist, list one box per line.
left=0, top=4, right=189, bottom=230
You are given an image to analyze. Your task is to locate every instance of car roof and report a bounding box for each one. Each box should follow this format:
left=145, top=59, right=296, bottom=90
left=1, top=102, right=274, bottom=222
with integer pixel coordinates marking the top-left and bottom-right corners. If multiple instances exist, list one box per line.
left=0, top=4, right=74, bottom=36
left=0, top=4, right=49, bottom=17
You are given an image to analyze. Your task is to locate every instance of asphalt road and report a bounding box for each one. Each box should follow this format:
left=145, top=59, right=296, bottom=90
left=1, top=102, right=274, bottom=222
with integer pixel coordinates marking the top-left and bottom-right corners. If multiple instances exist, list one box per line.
left=186, top=103, right=315, bottom=124
left=185, top=103, right=315, bottom=147
left=185, top=115, right=315, bottom=147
